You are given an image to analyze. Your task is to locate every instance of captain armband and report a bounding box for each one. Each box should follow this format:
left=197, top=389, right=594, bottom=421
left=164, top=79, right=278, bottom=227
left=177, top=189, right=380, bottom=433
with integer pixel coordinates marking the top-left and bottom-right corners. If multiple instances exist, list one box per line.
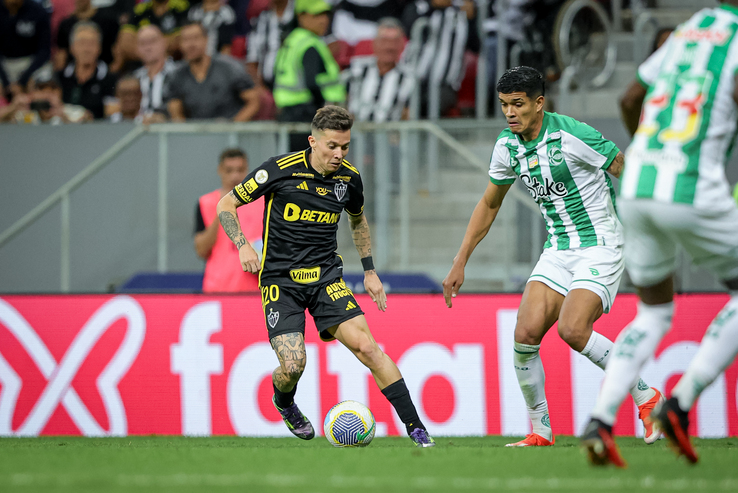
left=361, top=256, right=375, bottom=272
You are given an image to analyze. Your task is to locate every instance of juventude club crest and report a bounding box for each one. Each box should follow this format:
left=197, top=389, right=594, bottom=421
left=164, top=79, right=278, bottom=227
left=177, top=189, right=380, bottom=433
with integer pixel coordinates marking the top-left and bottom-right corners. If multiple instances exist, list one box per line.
left=334, top=181, right=347, bottom=201
left=547, top=146, right=564, bottom=166
left=267, top=309, right=279, bottom=328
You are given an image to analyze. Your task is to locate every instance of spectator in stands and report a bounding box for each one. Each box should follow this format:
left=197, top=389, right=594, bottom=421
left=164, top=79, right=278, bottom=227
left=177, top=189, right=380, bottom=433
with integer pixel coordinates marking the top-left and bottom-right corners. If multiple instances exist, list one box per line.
left=1, top=72, right=90, bottom=123
left=401, top=0, right=479, bottom=117
left=0, top=0, right=52, bottom=96
left=346, top=17, right=414, bottom=122
left=113, top=0, right=190, bottom=72
left=332, top=0, right=406, bottom=46
left=188, top=0, right=237, bottom=56
left=195, top=148, right=263, bottom=293
left=55, top=0, right=120, bottom=70
left=274, top=0, right=345, bottom=150
left=247, top=0, right=295, bottom=88
left=109, top=75, right=143, bottom=122
left=134, top=24, right=176, bottom=118
left=58, top=21, right=117, bottom=119
left=166, top=21, right=260, bottom=120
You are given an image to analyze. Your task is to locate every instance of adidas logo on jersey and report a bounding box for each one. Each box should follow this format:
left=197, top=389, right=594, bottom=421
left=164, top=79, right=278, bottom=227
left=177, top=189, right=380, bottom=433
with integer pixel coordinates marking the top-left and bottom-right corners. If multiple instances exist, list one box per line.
left=296, top=181, right=309, bottom=190
left=346, top=301, right=357, bottom=310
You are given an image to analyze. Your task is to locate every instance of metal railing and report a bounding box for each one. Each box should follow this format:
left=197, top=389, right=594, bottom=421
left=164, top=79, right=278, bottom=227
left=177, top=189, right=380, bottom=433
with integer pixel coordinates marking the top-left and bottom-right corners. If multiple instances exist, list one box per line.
left=0, top=120, right=540, bottom=293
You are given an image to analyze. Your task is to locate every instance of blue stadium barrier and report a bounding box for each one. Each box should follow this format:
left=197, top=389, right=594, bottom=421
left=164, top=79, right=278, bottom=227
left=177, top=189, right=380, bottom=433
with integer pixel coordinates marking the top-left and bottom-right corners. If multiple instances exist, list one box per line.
left=117, top=272, right=442, bottom=294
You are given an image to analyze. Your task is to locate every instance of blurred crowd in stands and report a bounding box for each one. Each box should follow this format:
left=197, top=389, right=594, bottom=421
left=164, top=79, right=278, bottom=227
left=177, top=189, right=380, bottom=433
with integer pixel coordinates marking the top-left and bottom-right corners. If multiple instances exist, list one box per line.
left=1, top=0, right=582, bottom=126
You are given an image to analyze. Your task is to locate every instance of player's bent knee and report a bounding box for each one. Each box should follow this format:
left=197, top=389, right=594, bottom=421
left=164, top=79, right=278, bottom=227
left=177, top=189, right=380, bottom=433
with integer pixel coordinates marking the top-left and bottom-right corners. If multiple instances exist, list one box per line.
left=355, top=340, right=384, bottom=368
left=514, top=324, right=544, bottom=345
left=556, top=321, right=589, bottom=351
left=282, top=361, right=306, bottom=382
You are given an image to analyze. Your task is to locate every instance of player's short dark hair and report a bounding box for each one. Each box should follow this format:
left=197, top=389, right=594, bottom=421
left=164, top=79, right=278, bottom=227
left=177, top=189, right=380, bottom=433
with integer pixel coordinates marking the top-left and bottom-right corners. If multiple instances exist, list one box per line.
left=496, top=66, right=545, bottom=99
left=181, top=21, right=208, bottom=37
left=312, top=106, right=354, bottom=134
left=219, top=148, right=247, bottom=164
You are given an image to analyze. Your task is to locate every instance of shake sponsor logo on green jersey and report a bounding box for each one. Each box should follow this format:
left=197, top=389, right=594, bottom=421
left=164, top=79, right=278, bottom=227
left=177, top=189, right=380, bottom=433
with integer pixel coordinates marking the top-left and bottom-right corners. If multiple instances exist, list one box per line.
left=520, top=175, right=569, bottom=202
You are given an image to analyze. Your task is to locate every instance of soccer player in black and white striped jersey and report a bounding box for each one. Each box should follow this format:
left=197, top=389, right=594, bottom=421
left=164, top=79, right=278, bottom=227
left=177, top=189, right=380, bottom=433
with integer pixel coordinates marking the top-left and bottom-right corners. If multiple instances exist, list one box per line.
left=346, top=17, right=415, bottom=123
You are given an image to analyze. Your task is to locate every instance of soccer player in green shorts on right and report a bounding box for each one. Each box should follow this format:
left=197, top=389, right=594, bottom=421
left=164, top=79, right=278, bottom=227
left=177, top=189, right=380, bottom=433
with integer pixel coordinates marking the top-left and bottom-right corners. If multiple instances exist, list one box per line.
left=443, top=66, right=663, bottom=447
left=582, top=0, right=738, bottom=466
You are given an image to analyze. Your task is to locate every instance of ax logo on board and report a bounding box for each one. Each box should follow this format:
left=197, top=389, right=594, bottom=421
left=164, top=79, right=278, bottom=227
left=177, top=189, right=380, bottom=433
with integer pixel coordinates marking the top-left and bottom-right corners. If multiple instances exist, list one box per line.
left=0, top=297, right=145, bottom=436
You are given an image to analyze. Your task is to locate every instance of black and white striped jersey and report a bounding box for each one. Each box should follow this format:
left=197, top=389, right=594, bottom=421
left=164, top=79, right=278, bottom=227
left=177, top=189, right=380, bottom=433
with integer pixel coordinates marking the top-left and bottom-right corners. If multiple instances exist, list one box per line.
left=332, top=0, right=406, bottom=45
left=133, top=59, right=178, bottom=114
left=402, top=1, right=478, bottom=90
left=246, top=0, right=296, bottom=86
left=346, top=56, right=416, bottom=123
left=188, top=4, right=237, bottom=56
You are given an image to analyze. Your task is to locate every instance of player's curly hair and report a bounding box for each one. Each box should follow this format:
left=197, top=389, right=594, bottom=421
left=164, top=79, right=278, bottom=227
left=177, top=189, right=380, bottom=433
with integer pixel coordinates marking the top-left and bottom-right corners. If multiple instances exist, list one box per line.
left=312, top=106, right=354, bottom=134
left=496, top=66, right=545, bottom=99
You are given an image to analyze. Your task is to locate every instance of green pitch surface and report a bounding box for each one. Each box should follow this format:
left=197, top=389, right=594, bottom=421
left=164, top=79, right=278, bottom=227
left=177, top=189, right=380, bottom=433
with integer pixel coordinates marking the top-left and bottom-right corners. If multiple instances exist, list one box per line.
left=2, top=436, right=738, bottom=492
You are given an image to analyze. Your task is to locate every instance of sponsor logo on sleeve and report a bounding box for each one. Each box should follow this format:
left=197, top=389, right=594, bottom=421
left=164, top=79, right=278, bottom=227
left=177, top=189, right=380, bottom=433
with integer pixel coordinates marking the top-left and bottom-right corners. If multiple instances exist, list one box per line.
left=234, top=184, right=253, bottom=203
left=244, top=178, right=258, bottom=193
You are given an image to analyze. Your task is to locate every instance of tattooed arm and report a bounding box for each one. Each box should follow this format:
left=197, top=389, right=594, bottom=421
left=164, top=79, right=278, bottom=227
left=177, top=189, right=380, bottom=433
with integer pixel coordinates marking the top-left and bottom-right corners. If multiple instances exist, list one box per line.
left=348, top=213, right=387, bottom=311
left=607, top=152, right=625, bottom=179
left=216, top=191, right=261, bottom=273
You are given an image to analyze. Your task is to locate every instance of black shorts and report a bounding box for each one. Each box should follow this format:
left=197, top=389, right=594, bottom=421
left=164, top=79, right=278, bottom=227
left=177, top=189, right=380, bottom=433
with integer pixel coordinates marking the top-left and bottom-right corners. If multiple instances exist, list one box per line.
left=260, top=277, right=364, bottom=341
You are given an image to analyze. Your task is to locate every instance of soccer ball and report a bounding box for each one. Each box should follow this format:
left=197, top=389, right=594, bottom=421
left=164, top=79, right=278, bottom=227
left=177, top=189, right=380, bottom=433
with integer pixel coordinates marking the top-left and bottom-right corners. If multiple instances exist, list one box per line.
left=323, top=400, right=376, bottom=447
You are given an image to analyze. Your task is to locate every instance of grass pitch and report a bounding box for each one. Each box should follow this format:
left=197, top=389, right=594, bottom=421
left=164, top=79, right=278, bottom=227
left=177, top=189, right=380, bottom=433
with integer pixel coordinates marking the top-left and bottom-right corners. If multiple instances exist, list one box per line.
left=1, top=436, right=737, bottom=492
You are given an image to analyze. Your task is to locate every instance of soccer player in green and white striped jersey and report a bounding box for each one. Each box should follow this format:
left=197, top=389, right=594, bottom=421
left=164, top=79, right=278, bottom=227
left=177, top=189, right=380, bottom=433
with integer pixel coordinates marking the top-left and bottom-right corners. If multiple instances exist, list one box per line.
left=442, top=66, right=662, bottom=448
left=583, top=1, right=738, bottom=467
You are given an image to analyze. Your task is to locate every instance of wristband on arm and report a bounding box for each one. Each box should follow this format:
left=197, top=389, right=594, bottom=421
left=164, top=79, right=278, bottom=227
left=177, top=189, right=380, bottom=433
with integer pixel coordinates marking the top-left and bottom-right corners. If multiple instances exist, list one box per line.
left=361, top=256, right=375, bottom=272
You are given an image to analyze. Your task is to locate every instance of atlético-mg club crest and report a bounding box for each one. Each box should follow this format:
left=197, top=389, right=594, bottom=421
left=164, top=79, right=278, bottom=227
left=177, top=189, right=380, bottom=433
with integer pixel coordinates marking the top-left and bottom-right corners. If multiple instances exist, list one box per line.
left=268, top=309, right=279, bottom=328
left=334, top=181, right=347, bottom=201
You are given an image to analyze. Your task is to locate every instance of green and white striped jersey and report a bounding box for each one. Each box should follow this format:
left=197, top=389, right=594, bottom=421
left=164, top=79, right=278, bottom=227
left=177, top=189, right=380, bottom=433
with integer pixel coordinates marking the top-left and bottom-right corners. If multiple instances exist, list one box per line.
left=489, top=112, right=622, bottom=250
left=621, top=4, right=738, bottom=211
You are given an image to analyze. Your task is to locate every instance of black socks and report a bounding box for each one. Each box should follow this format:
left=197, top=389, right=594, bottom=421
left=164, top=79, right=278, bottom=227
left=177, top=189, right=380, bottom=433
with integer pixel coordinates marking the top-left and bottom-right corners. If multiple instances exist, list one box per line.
left=273, top=382, right=297, bottom=409
left=381, top=378, right=425, bottom=433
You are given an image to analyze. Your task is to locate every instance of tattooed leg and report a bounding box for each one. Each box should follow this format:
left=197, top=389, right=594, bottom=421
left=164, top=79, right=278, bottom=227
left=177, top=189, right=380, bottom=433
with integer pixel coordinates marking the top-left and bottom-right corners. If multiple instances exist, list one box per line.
left=270, top=332, right=307, bottom=392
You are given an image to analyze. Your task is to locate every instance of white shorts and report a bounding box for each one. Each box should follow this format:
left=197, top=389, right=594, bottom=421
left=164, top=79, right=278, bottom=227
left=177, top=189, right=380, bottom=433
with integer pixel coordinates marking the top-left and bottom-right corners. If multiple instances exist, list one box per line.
left=619, top=199, right=738, bottom=287
left=527, top=245, right=625, bottom=313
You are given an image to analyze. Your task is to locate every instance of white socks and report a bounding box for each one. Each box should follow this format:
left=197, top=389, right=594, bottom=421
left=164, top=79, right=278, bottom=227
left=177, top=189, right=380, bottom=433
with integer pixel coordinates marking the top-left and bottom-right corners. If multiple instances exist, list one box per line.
left=513, top=341, right=552, bottom=440
left=591, top=302, right=674, bottom=425
left=672, top=293, right=738, bottom=412
left=580, top=331, right=655, bottom=406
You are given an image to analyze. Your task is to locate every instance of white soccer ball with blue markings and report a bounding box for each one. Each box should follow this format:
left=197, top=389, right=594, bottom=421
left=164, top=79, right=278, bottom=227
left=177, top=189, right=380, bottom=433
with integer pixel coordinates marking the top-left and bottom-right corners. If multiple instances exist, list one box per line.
left=323, top=400, right=376, bottom=447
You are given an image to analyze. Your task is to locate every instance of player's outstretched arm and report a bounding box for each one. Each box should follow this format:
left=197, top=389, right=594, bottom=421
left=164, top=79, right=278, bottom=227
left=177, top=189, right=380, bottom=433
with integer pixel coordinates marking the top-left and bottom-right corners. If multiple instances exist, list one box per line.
left=216, top=190, right=260, bottom=273
left=348, top=213, right=387, bottom=312
left=442, top=182, right=510, bottom=307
